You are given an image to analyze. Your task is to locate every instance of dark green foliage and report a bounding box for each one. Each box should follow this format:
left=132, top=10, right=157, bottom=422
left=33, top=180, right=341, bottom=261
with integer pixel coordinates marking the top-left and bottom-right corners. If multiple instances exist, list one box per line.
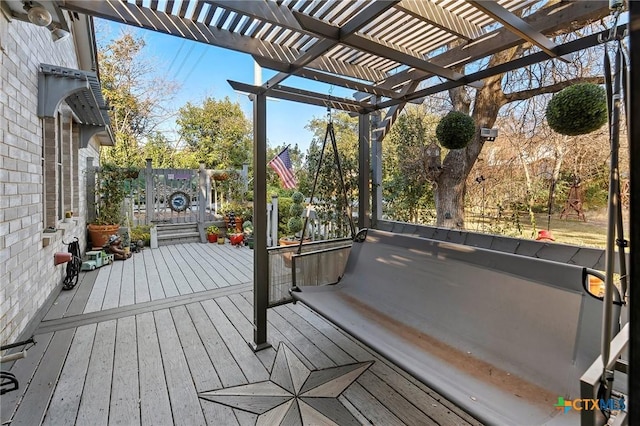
left=289, top=203, right=304, bottom=217
left=287, top=217, right=303, bottom=234
left=435, top=111, right=476, bottom=150
left=291, top=191, right=304, bottom=204
left=546, top=83, right=607, bottom=136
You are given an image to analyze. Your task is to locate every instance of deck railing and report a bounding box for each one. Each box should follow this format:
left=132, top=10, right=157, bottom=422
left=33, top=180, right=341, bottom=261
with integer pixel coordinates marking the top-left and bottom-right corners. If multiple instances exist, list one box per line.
left=267, top=238, right=352, bottom=307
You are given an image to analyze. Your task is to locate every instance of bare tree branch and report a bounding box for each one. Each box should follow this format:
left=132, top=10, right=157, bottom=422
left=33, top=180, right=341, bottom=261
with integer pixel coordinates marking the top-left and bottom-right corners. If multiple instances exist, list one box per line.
left=503, top=76, right=604, bottom=104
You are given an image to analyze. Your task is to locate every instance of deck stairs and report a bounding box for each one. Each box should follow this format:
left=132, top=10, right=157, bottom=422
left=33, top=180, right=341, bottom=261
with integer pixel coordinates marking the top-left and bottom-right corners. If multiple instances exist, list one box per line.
left=155, top=222, right=201, bottom=246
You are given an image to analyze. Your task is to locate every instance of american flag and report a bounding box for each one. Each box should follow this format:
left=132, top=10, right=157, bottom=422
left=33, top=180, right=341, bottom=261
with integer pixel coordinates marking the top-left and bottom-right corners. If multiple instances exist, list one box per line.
left=268, top=146, right=297, bottom=189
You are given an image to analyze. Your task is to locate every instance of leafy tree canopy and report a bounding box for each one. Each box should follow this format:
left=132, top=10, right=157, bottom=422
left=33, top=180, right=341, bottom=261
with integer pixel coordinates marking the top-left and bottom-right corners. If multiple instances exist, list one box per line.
left=176, top=96, right=251, bottom=169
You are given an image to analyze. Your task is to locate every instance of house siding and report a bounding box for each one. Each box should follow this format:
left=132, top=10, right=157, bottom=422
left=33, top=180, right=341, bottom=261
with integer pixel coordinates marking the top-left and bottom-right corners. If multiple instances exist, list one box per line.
left=0, top=15, right=100, bottom=345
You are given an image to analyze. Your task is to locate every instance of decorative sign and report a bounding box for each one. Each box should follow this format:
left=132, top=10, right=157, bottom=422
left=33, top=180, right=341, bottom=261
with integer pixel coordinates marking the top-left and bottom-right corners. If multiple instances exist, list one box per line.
left=168, top=191, right=190, bottom=212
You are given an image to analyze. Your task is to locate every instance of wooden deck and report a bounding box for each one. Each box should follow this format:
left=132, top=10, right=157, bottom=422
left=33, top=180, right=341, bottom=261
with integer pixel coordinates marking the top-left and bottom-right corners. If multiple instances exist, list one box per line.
left=2, top=242, right=480, bottom=426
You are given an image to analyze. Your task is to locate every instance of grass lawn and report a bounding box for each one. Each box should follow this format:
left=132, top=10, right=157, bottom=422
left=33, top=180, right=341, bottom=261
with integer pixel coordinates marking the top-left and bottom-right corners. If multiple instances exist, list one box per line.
left=466, top=209, right=629, bottom=249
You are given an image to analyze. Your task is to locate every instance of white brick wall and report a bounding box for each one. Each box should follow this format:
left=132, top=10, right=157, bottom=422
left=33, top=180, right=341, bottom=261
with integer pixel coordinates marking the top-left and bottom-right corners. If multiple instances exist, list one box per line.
left=1, top=15, right=100, bottom=345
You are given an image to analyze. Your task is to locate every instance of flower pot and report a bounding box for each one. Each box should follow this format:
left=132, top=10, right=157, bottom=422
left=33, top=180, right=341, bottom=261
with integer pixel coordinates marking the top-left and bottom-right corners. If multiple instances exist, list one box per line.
left=224, top=216, right=243, bottom=233
left=229, top=233, right=244, bottom=246
left=88, top=224, right=120, bottom=248
left=217, top=237, right=225, bottom=245
left=207, top=233, right=218, bottom=243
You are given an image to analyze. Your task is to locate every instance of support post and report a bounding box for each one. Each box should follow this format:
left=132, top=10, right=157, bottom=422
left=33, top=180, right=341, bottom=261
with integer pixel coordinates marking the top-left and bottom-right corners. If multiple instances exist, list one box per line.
left=252, top=93, right=271, bottom=351
left=145, top=159, right=153, bottom=225
left=371, top=109, right=383, bottom=227
left=86, top=157, right=96, bottom=223
left=628, top=2, right=639, bottom=423
left=198, top=163, right=207, bottom=228
left=271, top=195, right=279, bottom=247
left=358, top=113, right=371, bottom=229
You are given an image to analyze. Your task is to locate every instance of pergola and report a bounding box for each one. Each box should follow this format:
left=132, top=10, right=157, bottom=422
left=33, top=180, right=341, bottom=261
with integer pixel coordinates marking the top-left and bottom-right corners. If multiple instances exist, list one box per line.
left=7, top=0, right=637, bottom=414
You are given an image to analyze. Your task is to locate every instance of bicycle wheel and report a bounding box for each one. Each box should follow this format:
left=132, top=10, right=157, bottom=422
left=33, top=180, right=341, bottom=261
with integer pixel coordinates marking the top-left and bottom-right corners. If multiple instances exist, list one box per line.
left=63, top=256, right=81, bottom=290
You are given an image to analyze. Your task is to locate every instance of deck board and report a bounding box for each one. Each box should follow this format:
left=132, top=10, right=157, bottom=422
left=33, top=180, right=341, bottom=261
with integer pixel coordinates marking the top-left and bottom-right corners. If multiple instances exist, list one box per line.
left=9, top=328, right=75, bottom=426
left=119, top=255, right=137, bottom=306
left=155, top=309, right=207, bottom=426
left=170, top=305, right=239, bottom=426
left=3, top=243, right=480, bottom=426
left=43, top=324, right=96, bottom=426
left=200, top=299, right=270, bottom=383
left=76, top=320, right=116, bottom=426
left=0, top=332, right=54, bottom=425
left=101, top=259, right=124, bottom=310
left=158, top=246, right=197, bottom=295
left=185, top=302, right=247, bottom=388
left=134, top=252, right=151, bottom=304
left=110, top=316, right=140, bottom=425
left=137, top=311, right=173, bottom=426
left=143, top=249, right=167, bottom=300
left=151, top=248, right=180, bottom=298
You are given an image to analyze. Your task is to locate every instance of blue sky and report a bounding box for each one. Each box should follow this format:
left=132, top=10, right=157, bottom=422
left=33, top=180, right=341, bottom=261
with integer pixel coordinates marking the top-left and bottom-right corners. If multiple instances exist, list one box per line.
left=97, top=20, right=354, bottom=153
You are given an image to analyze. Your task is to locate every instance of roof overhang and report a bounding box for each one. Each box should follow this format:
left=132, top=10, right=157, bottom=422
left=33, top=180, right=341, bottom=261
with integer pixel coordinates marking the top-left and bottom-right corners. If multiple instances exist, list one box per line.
left=38, top=64, right=114, bottom=146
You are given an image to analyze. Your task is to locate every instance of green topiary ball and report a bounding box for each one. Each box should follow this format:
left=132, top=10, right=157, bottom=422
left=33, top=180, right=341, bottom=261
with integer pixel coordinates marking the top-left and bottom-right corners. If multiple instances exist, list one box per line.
left=435, top=111, right=476, bottom=150
left=546, top=83, right=607, bottom=136
left=289, top=203, right=304, bottom=217
left=291, top=191, right=304, bottom=204
left=287, top=216, right=303, bottom=234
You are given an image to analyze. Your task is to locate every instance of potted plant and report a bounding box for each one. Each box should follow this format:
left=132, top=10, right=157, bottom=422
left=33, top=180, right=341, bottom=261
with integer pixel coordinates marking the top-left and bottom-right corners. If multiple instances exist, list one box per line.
left=206, top=225, right=219, bottom=243
left=223, top=202, right=244, bottom=232
left=64, top=211, right=73, bottom=223
left=242, top=220, right=254, bottom=249
left=87, top=163, right=127, bottom=248
left=279, top=191, right=308, bottom=246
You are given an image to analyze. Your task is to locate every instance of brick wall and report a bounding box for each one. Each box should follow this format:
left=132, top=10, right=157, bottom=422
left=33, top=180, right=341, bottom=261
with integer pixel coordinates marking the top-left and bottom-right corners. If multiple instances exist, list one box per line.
left=0, top=16, right=100, bottom=345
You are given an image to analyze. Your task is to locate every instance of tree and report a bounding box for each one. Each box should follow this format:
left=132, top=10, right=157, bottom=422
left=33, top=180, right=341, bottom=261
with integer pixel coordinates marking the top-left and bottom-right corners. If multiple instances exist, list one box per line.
left=143, top=132, right=176, bottom=168
left=176, top=96, right=252, bottom=169
left=424, top=2, right=609, bottom=228
left=98, top=29, right=178, bottom=167
left=383, top=106, right=438, bottom=223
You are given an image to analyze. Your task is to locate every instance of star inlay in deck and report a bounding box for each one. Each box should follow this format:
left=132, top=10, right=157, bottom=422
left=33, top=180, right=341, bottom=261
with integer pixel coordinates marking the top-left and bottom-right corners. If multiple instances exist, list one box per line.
left=199, top=342, right=374, bottom=425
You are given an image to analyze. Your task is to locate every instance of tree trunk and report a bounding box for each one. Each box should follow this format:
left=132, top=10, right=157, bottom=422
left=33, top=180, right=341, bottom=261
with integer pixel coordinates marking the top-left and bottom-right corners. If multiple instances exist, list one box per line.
left=435, top=156, right=466, bottom=228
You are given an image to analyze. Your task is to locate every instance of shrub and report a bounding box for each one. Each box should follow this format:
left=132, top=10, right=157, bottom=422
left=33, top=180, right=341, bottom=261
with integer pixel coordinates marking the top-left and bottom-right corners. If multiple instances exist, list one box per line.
left=435, top=111, right=476, bottom=150
left=546, top=83, right=607, bottom=136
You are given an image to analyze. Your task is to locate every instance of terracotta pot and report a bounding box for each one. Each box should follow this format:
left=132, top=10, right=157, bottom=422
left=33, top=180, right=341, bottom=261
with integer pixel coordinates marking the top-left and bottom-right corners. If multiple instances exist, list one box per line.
left=207, top=233, right=218, bottom=243
left=88, top=224, right=120, bottom=248
left=224, top=216, right=243, bottom=233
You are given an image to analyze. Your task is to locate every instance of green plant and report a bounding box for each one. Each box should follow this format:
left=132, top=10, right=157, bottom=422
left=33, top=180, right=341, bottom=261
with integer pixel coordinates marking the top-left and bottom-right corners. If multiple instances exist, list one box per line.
left=93, top=163, right=127, bottom=225
left=435, top=111, right=476, bottom=150
left=546, top=83, right=607, bottom=136
left=206, top=225, right=219, bottom=235
left=287, top=216, right=303, bottom=234
left=130, top=225, right=151, bottom=246
left=287, top=191, right=306, bottom=236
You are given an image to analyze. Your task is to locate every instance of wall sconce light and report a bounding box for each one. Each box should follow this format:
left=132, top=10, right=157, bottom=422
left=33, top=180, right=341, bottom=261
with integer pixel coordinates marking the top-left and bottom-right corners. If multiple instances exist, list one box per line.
left=51, top=27, right=70, bottom=42
left=23, top=1, right=52, bottom=27
left=480, top=127, right=498, bottom=142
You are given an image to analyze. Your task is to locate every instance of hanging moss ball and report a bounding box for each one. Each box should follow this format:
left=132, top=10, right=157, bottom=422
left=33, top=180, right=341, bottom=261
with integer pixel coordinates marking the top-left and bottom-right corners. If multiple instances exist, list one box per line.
left=546, top=83, right=607, bottom=136
left=435, top=111, right=476, bottom=150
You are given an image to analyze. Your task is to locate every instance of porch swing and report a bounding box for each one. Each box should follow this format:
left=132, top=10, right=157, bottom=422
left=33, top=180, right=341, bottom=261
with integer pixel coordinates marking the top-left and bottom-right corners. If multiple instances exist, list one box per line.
left=291, top=11, right=629, bottom=426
